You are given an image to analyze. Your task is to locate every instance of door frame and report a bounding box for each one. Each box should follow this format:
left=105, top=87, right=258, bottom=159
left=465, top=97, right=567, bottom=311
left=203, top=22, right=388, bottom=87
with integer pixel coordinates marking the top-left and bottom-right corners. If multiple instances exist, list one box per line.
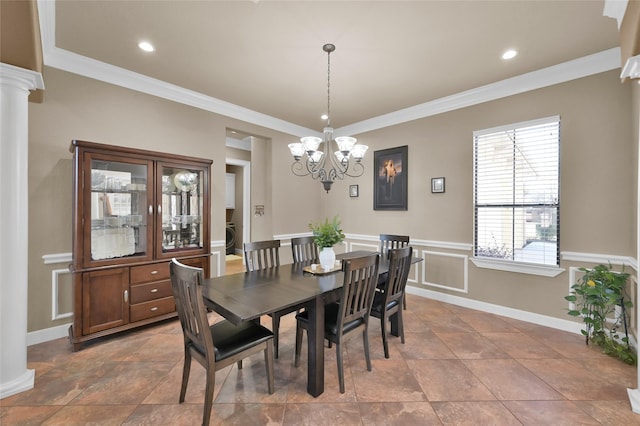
left=225, top=158, right=251, bottom=252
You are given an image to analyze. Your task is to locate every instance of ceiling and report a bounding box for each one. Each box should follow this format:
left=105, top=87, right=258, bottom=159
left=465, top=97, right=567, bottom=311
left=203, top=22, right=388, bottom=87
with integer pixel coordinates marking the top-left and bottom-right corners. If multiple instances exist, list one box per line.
left=45, top=1, right=620, bottom=137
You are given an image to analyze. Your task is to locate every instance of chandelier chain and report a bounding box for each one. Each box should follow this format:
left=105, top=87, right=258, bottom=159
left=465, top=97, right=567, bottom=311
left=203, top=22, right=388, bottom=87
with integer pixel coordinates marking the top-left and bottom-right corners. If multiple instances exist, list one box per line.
left=326, top=47, right=331, bottom=128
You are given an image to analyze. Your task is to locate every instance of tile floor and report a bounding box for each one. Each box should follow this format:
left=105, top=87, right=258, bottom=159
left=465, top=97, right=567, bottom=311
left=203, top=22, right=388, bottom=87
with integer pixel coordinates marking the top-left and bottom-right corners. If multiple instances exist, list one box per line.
left=1, top=294, right=639, bottom=425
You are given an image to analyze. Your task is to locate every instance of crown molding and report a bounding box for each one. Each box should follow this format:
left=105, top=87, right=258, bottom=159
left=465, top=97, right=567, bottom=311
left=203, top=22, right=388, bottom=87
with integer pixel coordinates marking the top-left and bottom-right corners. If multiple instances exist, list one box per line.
left=338, top=48, right=621, bottom=137
left=37, top=0, right=621, bottom=139
left=225, top=137, right=253, bottom=151
left=603, top=0, right=628, bottom=29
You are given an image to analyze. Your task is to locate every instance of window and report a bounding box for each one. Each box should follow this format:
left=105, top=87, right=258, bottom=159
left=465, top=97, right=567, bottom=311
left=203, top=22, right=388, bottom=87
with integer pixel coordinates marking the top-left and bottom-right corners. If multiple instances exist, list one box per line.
left=474, top=116, right=560, bottom=267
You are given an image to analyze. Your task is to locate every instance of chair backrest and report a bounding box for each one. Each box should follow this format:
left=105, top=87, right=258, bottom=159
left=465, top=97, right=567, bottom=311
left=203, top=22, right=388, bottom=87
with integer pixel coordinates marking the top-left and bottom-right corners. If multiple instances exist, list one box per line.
left=244, top=239, right=281, bottom=271
left=382, top=246, right=413, bottom=305
left=338, top=254, right=380, bottom=328
left=291, top=236, right=319, bottom=264
left=379, top=234, right=410, bottom=260
left=170, top=258, right=214, bottom=364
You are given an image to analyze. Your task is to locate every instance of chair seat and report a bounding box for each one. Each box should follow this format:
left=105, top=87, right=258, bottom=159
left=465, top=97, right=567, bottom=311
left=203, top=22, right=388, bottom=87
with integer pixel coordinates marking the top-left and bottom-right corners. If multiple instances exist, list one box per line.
left=370, top=291, right=399, bottom=316
left=211, top=320, right=274, bottom=361
left=296, top=303, right=365, bottom=337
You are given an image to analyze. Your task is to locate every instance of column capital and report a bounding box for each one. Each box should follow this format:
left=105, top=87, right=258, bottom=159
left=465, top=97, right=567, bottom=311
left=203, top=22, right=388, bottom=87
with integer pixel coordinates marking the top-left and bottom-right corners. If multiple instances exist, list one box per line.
left=0, top=62, right=44, bottom=91
left=621, top=54, right=640, bottom=79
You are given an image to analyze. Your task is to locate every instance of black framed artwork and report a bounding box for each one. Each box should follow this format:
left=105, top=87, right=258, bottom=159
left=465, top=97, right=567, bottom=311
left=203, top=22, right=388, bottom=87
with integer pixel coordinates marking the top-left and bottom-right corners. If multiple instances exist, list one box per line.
left=349, top=184, right=359, bottom=197
left=373, top=145, right=408, bottom=210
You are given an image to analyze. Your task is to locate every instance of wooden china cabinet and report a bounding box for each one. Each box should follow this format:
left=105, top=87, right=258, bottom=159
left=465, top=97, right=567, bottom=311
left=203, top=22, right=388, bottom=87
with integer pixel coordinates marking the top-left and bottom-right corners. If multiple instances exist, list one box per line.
left=69, top=140, right=212, bottom=350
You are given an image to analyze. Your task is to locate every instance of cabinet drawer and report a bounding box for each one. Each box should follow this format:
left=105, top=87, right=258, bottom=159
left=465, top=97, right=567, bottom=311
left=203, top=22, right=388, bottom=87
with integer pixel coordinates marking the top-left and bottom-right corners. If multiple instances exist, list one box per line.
left=130, top=296, right=175, bottom=322
left=130, top=262, right=170, bottom=284
left=130, top=279, right=172, bottom=304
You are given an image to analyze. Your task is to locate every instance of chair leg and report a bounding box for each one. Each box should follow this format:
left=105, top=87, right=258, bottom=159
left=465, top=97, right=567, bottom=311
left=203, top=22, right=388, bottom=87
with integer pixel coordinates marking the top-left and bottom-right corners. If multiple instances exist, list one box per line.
left=380, top=313, right=390, bottom=359
left=336, top=342, right=345, bottom=393
left=294, top=322, right=303, bottom=367
left=202, top=363, right=216, bottom=426
left=272, top=314, right=281, bottom=359
left=179, top=349, right=192, bottom=403
left=398, top=307, right=405, bottom=344
left=264, top=340, right=275, bottom=394
left=237, top=360, right=243, bottom=369
left=403, top=294, right=407, bottom=310
left=363, top=328, right=372, bottom=371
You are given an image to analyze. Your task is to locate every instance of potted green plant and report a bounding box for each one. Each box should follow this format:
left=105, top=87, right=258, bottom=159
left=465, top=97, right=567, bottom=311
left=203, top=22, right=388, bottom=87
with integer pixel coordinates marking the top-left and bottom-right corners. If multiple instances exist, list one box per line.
left=565, top=263, right=636, bottom=365
left=309, top=216, right=345, bottom=270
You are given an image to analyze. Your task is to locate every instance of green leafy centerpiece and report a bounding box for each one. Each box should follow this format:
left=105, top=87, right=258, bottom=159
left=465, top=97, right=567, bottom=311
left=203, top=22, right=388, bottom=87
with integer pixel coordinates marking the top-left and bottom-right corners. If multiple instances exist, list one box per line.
left=309, top=216, right=345, bottom=270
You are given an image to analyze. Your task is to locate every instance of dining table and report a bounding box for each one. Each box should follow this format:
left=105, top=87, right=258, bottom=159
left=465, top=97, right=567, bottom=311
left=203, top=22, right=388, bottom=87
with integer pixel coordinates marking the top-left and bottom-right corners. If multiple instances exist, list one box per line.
left=199, top=250, right=419, bottom=397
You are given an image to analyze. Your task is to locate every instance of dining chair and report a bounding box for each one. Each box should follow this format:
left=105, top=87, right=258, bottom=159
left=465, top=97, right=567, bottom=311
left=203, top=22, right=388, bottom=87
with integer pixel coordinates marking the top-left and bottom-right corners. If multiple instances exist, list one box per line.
left=294, top=253, right=380, bottom=393
left=369, top=246, right=413, bottom=358
left=244, top=239, right=281, bottom=271
left=291, top=236, right=319, bottom=264
left=169, top=258, right=274, bottom=426
left=379, top=234, right=410, bottom=259
left=244, top=239, right=294, bottom=358
left=379, top=234, right=410, bottom=309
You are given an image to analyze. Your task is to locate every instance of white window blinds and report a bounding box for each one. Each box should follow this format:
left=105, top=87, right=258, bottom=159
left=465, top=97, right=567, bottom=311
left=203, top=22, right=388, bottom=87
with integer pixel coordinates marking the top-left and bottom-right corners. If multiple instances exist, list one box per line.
left=473, top=116, right=560, bottom=266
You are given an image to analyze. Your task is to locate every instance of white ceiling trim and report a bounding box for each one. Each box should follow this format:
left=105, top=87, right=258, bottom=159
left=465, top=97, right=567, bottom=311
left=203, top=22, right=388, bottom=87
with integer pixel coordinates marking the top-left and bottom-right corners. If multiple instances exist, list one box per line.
left=36, top=0, right=622, bottom=140
left=603, top=0, right=628, bottom=29
left=226, top=137, right=252, bottom=151
left=338, top=48, right=621, bottom=137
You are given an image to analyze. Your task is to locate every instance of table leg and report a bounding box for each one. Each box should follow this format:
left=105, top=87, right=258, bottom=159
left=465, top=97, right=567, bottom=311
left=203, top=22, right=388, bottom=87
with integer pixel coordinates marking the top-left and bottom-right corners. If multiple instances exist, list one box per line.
left=307, top=295, right=324, bottom=397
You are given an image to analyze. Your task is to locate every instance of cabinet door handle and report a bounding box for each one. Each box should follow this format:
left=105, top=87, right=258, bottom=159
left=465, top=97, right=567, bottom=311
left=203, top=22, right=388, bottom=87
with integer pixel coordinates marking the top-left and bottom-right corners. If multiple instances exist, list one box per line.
left=148, top=205, right=153, bottom=215
left=150, top=307, right=158, bottom=312
left=157, top=204, right=162, bottom=215
left=124, top=290, right=129, bottom=303
left=150, top=288, right=158, bottom=293
left=150, top=270, right=158, bottom=275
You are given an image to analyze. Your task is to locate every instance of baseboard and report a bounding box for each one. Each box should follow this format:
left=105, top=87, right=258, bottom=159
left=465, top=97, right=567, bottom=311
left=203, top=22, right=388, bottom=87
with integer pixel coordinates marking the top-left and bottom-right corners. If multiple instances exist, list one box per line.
left=27, top=323, right=69, bottom=346
left=405, top=285, right=584, bottom=335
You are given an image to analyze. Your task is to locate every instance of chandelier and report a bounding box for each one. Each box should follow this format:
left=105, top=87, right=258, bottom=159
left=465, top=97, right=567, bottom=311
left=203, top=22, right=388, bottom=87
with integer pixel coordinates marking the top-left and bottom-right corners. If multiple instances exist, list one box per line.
left=288, top=43, right=368, bottom=193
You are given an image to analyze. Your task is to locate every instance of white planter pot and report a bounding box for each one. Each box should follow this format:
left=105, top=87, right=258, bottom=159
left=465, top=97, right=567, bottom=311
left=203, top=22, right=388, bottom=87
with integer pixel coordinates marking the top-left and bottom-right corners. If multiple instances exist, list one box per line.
left=319, top=246, right=336, bottom=270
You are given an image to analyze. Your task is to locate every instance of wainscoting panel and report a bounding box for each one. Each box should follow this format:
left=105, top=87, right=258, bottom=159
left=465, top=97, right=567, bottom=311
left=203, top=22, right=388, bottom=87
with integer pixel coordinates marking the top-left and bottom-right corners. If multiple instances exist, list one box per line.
left=421, top=250, right=468, bottom=293
left=51, top=268, right=72, bottom=321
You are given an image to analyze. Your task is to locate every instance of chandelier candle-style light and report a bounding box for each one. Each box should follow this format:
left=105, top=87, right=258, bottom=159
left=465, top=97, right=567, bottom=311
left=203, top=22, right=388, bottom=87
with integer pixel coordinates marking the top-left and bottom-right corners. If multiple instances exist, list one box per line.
left=288, top=43, right=368, bottom=193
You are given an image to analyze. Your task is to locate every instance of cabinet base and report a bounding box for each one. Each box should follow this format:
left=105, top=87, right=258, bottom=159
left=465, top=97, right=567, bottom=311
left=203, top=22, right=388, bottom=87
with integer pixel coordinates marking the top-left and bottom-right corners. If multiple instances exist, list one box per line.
left=68, top=312, right=178, bottom=351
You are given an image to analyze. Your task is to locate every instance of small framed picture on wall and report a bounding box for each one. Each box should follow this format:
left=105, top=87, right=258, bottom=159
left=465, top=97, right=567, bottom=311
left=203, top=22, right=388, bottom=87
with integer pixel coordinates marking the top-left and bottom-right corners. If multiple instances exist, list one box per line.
left=349, top=184, right=359, bottom=197
left=431, top=177, right=445, bottom=193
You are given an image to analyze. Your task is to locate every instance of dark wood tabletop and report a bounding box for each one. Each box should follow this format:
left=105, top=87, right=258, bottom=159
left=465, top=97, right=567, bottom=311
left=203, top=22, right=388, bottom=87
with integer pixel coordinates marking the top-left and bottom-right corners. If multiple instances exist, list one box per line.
left=200, top=262, right=345, bottom=325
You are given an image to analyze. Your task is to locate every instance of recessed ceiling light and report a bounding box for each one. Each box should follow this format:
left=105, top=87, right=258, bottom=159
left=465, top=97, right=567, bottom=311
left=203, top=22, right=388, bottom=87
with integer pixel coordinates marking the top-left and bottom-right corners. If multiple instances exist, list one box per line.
left=138, top=41, right=155, bottom=52
left=321, top=114, right=328, bottom=120
left=502, top=49, right=518, bottom=60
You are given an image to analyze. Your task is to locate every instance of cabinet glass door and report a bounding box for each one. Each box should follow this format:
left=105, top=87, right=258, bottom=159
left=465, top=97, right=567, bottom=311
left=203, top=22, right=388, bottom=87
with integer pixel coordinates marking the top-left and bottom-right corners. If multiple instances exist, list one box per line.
left=159, top=164, right=206, bottom=255
left=86, top=154, right=153, bottom=265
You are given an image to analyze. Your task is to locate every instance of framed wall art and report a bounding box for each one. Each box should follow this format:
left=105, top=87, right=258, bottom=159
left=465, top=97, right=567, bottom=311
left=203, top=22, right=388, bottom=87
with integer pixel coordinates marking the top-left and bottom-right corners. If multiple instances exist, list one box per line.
left=373, top=145, right=408, bottom=210
left=431, top=177, right=445, bottom=193
left=349, top=184, right=359, bottom=197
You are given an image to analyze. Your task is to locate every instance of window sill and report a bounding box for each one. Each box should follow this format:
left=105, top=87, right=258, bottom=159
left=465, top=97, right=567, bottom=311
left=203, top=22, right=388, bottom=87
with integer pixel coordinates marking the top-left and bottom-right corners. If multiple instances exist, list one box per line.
left=471, top=258, right=565, bottom=277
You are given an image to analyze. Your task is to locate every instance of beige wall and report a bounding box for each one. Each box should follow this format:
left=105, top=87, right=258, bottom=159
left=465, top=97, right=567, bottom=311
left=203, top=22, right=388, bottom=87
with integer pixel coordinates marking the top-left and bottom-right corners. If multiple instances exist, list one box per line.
left=27, top=66, right=637, bottom=339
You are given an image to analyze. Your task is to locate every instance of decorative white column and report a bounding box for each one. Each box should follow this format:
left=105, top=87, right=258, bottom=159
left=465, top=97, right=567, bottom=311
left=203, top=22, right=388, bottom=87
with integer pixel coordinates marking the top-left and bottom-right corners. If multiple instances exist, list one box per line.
left=0, top=63, right=44, bottom=398
left=626, top=56, right=640, bottom=414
